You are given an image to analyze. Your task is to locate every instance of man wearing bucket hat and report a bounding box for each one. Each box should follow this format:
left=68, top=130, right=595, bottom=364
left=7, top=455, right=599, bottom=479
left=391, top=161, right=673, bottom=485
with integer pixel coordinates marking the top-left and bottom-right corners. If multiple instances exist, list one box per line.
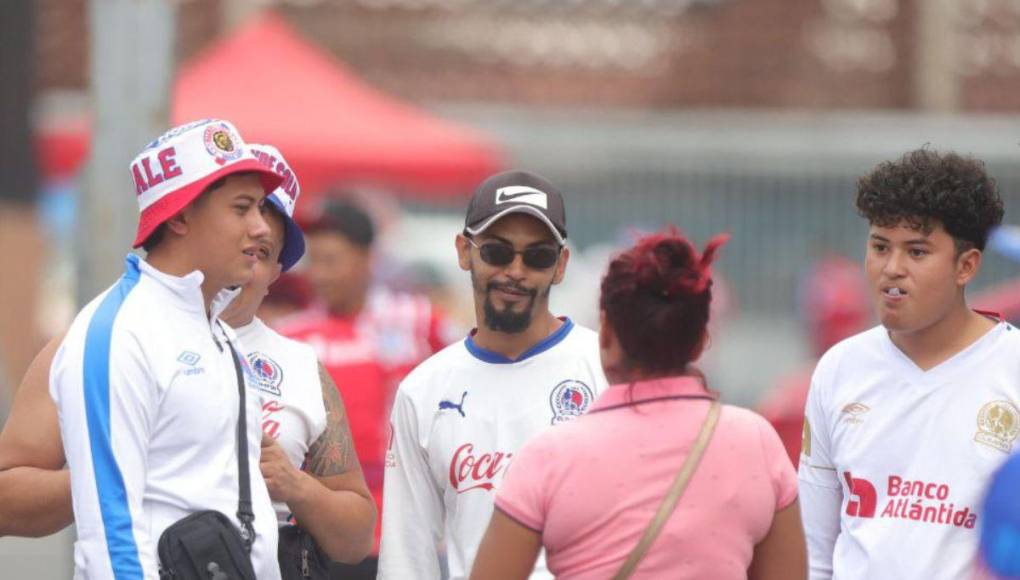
left=379, top=170, right=608, bottom=580
left=223, top=144, right=377, bottom=572
left=0, top=142, right=376, bottom=575
left=48, top=119, right=286, bottom=579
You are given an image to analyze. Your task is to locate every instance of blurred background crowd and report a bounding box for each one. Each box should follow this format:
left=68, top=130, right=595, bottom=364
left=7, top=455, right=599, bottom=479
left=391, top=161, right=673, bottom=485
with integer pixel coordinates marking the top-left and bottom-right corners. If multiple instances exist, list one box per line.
left=6, top=0, right=1020, bottom=575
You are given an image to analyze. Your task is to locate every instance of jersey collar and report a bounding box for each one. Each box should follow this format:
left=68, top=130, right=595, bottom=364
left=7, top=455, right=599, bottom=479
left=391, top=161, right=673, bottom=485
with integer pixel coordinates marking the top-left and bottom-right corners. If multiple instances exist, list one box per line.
left=589, top=376, right=716, bottom=414
left=129, top=253, right=241, bottom=319
left=230, top=317, right=265, bottom=342
left=464, top=317, right=574, bottom=364
left=879, top=313, right=1008, bottom=379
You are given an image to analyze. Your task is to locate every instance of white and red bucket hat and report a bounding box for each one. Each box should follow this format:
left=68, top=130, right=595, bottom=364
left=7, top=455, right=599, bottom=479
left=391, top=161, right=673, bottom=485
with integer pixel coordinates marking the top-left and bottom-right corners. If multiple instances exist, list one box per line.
left=130, top=119, right=283, bottom=248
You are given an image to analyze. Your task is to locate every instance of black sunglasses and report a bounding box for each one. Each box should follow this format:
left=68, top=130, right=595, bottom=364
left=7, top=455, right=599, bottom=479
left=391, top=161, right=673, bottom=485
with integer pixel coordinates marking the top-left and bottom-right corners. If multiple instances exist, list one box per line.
left=467, top=238, right=561, bottom=270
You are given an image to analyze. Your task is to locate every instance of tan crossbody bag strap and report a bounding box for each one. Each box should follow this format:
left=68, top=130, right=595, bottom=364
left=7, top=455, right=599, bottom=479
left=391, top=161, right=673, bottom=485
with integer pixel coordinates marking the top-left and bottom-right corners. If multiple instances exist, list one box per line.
left=611, top=401, right=722, bottom=580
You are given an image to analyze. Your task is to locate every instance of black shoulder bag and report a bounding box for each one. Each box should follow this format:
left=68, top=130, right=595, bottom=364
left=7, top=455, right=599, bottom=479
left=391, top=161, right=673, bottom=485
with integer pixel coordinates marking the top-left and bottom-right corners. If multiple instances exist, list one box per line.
left=158, top=337, right=258, bottom=580
left=277, top=523, right=331, bottom=579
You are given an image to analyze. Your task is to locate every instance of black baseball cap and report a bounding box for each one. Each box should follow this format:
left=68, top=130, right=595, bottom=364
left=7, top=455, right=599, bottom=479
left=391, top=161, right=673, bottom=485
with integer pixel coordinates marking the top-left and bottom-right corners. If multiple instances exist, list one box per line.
left=464, top=170, right=567, bottom=244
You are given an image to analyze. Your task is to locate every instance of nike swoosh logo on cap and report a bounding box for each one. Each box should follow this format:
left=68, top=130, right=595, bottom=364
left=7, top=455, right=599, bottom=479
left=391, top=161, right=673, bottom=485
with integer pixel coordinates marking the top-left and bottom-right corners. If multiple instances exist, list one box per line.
left=495, top=186, right=548, bottom=209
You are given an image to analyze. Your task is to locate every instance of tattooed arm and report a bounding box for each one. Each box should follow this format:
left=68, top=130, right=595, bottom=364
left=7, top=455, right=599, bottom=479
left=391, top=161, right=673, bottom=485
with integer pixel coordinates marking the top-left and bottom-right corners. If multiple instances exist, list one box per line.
left=264, top=362, right=376, bottom=563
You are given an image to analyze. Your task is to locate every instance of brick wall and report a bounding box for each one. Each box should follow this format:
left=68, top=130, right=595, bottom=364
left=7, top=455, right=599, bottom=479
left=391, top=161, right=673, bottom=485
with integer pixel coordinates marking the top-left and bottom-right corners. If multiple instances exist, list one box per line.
left=33, top=0, right=1020, bottom=112
left=35, top=0, right=222, bottom=92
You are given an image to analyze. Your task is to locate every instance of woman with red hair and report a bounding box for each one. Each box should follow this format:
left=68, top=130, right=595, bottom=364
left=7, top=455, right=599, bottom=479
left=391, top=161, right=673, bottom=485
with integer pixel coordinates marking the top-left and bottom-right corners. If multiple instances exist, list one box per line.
left=470, top=229, right=806, bottom=580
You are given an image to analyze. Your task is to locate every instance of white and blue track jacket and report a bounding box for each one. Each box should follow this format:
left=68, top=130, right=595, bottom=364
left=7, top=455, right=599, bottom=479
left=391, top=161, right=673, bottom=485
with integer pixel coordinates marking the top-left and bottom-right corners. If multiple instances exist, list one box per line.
left=50, top=254, right=280, bottom=580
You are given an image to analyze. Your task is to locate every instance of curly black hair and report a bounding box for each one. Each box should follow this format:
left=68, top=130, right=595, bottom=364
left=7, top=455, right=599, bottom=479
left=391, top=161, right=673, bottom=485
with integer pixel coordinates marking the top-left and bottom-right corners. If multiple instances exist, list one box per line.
left=856, top=148, right=1004, bottom=251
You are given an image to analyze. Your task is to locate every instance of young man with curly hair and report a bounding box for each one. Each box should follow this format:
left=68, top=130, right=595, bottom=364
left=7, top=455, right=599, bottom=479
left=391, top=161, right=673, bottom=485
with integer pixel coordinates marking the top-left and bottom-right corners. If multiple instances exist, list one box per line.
left=799, top=148, right=1018, bottom=579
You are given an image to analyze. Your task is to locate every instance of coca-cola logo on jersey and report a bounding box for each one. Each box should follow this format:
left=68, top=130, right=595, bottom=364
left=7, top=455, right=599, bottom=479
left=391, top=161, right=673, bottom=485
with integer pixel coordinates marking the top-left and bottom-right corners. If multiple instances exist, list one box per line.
left=263, top=400, right=285, bottom=440
left=449, top=443, right=513, bottom=494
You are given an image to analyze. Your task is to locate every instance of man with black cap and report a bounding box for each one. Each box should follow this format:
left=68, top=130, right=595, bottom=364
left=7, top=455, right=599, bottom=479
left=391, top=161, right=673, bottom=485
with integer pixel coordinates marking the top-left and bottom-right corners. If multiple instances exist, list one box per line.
left=379, top=170, right=608, bottom=580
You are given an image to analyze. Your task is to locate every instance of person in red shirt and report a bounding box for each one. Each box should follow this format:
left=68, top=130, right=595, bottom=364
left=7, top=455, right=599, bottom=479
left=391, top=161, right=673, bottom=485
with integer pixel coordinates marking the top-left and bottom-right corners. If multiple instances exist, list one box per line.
left=279, top=200, right=452, bottom=579
left=757, top=255, right=872, bottom=467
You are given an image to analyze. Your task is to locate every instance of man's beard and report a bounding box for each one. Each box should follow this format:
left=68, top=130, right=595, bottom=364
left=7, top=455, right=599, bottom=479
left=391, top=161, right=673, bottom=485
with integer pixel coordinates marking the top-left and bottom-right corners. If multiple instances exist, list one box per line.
left=472, top=270, right=549, bottom=334
left=484, top=291, right=534, bottom=333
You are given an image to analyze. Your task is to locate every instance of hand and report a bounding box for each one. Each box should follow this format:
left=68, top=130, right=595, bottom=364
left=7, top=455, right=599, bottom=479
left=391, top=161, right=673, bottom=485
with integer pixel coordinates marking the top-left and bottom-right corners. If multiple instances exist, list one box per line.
left=260, top=433, right=308, bottom=504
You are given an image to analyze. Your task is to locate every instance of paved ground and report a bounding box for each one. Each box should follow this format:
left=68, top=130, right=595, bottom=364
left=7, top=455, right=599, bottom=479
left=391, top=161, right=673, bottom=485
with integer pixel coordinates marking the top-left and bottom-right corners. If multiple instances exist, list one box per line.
left=0, top=528, right=73, bottom=579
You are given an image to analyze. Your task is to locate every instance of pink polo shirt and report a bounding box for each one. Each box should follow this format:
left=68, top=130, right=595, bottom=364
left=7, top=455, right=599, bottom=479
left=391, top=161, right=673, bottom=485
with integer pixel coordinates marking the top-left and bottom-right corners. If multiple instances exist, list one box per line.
left=495, top=376, right=798, bottom=579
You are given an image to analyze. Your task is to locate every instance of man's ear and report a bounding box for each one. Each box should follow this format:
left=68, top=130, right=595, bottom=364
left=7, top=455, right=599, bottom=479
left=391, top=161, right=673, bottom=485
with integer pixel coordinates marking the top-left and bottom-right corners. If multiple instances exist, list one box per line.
left=956, top=248, right=982, bottom=287
left=551, top=246, right=570, bottom=285
left=164, top=210, right=190, bottom=237
left=456, top=234, right=472, bottom=272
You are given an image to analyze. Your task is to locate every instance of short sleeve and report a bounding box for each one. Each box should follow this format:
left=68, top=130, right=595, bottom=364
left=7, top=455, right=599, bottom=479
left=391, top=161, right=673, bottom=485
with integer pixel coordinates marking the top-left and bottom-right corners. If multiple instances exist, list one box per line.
left=494, top=436, right=556, bottom=533
left=756, top=414, right=799, bottom=510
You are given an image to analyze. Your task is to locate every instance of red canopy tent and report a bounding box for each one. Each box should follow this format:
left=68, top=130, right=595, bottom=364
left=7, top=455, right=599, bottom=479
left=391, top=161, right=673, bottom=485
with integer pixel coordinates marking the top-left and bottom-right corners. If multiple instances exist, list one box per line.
left=37, top=13, right=502, bottom=208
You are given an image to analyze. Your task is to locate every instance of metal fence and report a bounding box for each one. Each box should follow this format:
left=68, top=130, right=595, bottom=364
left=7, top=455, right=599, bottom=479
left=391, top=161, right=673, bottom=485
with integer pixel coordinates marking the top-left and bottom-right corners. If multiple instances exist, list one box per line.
left=435, top=106, right=1020, bottom=316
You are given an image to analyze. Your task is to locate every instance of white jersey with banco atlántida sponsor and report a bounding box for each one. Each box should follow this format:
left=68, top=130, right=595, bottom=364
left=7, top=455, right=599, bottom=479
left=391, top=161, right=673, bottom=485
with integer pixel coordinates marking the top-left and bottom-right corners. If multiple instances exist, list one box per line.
left=799, top=319, right=1020, bottom=580
left=50, top=255, right=281, bottom=580
left=378, top=319, right=609, bottom=580
left=234, top=317, right=327, bottom=525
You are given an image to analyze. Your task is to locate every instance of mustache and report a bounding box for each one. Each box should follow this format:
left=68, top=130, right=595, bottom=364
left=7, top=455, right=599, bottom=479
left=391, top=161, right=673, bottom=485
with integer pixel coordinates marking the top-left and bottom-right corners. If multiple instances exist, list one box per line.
left=487, top=281, right=537, bottom=297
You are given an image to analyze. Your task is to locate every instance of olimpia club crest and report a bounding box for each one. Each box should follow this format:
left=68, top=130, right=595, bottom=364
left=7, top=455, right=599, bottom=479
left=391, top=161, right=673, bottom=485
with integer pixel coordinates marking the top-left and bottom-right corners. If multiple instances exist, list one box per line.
left=550, top=380, right=594, bottom=425
left=203, top=122, right=243, bottom=165
left=246, top=352, right=284, bottom=396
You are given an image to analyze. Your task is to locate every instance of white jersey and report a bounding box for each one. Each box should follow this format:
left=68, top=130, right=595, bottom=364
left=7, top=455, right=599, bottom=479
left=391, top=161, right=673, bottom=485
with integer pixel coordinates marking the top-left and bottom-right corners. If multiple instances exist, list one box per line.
left=50, top=255, right=280, bottom=580
left=235, top=318, right=327, bottom=525
left=799, top=320, right=1020, bottom=580
left=379, top=319, right=609, bottom=580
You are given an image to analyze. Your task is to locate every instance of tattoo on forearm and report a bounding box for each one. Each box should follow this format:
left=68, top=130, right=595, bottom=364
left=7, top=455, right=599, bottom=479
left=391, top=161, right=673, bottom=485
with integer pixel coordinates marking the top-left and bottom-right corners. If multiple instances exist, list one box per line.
left=305, top=363, right=358, bottom=477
